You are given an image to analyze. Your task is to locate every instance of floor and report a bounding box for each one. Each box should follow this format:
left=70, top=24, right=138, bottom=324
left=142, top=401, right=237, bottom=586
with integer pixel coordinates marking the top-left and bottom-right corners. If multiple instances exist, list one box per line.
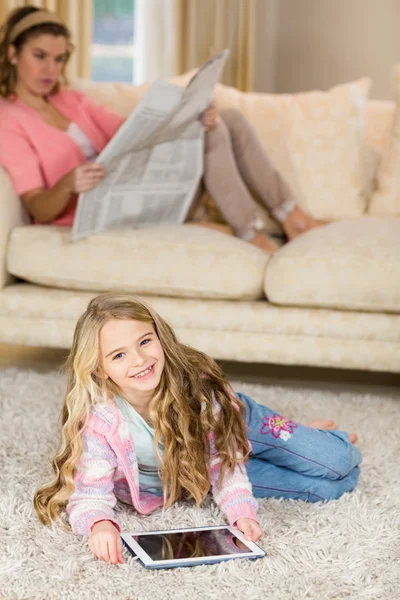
left=1, top=343, right=399, bottom=394
left=2, top=350, right=398, bottom=599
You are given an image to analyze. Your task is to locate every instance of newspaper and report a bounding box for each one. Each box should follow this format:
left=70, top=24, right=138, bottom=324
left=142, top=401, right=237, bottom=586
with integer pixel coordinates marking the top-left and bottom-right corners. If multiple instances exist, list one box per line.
left=71, top=50, right=229, bottom=241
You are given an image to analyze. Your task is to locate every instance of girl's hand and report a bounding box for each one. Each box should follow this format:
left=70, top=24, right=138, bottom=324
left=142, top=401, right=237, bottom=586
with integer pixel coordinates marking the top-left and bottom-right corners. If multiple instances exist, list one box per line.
left=201, top=102, right=218, bottom=130
left=66, top=162, right=106, bottom=194
left=88, top=521, right=124, bottom=565
left=236, top=518, right=263, bottom=542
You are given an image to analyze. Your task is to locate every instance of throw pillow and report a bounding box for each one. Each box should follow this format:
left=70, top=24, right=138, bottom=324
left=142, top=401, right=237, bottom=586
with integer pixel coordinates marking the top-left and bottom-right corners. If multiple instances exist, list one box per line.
left=368, top=66, right=400, bottom=216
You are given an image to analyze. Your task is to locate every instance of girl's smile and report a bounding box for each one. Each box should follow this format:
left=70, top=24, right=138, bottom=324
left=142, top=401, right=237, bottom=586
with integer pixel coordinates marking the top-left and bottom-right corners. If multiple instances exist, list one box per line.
left=130, top=364, right=155, bottom=380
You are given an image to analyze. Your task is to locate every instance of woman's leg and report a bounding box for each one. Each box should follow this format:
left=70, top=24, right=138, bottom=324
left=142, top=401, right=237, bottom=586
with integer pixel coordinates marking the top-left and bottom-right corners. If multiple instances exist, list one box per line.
left=203, top=117, right=270, bottom=243
left=219, top=109, right=319, bottom=238
left=219, top=108, right=297, bottom=222
left=238, top=393, right=362, bottom=480
left=247, top=459, right=361, bottom=502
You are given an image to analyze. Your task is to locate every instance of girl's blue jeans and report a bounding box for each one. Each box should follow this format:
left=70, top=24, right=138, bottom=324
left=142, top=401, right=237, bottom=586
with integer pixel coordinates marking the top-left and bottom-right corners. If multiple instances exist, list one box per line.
left=239, top=393, right=363, bottom=502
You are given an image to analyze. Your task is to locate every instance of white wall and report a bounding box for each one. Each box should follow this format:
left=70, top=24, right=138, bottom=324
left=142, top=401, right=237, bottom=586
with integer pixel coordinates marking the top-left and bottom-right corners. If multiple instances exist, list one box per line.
left=255, top=0, right=400, bottom=99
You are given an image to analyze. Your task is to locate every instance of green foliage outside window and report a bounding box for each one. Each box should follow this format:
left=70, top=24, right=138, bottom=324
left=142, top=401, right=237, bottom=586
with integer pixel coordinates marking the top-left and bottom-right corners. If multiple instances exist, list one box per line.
left=94, top=0, right=135, bottom=19
left=91, top=0, right=136, bottom=82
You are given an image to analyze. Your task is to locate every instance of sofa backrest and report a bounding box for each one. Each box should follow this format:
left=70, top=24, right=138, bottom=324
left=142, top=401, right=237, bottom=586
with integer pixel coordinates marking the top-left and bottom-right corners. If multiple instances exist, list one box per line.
left=71, top=77, right=396, bottom=223
left=71, top=77, right=395, bottom=157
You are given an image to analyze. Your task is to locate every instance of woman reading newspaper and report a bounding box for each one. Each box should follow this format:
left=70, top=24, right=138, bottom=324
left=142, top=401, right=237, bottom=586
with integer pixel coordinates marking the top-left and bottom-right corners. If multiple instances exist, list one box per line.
left=0, top=5, right=318, bottom=253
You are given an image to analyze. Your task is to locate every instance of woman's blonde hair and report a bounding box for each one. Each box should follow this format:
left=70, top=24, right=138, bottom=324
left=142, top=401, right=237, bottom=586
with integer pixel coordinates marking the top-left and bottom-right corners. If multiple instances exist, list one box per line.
left=0, top=5, right=72, bottom=98
left=34, top=293, right=249, bottom=527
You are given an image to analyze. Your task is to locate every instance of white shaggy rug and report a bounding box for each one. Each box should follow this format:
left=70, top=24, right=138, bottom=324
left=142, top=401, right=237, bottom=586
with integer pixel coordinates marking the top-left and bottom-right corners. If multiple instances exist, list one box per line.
left=0, top=368, right=399, bottom=600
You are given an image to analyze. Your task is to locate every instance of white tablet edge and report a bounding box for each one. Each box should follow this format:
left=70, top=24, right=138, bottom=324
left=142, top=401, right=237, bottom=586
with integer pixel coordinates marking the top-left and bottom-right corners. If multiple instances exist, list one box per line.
left=120, top=525, right=265, bottom=567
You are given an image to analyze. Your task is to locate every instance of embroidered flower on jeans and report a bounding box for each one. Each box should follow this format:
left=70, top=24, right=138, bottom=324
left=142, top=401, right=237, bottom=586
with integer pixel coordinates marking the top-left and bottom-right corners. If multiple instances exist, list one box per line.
left=260, top=415, right=298, bottom=439
left=279, top=430, right=292, bottom=441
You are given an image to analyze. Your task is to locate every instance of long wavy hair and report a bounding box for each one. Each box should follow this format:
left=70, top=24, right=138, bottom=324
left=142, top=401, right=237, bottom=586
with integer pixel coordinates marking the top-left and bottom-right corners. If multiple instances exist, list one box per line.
left=34, top=293, right=249, bottom=527
left=0, top=5, right=72, bottom=98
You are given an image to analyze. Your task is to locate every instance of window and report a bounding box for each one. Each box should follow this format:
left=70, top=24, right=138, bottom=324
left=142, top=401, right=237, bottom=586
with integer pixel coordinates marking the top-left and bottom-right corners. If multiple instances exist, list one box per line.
left=91, top=0, right=136, bottom=83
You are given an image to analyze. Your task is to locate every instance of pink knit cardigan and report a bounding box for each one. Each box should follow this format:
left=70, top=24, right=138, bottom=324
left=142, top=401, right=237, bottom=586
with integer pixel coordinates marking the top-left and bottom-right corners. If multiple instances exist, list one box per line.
left=0, top=88, right=124, bottom=226
left=67, top=400, right=258, bottom=536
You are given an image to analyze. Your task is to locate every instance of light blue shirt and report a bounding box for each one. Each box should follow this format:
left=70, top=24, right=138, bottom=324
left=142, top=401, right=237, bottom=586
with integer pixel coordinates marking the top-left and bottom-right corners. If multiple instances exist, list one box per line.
left=116, top=396, right=164, bottom=496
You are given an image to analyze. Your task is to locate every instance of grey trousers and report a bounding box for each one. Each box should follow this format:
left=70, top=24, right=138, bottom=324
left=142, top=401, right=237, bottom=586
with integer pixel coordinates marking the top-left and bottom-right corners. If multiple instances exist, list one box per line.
left=193, top=108, right=297, bottom=239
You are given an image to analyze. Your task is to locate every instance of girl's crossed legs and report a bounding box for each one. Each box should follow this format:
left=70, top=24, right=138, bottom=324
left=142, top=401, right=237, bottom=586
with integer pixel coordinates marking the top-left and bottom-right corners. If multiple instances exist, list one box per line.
left=239, top=393, right=362, bottom=502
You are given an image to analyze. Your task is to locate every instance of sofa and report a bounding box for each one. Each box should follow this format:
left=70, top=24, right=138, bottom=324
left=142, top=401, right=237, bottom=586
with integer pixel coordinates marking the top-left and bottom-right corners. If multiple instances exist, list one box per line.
left=1, top=74, right=399, bottom=373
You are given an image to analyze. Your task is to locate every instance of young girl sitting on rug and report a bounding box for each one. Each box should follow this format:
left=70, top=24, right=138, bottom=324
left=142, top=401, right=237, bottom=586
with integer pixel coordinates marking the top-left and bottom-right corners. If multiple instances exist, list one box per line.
left=34, top=294, right=362, bottom=565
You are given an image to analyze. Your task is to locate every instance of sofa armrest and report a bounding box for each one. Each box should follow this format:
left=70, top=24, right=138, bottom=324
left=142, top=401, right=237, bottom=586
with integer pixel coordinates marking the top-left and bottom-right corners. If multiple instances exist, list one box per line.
left=0, top=166, right=30, bottom=288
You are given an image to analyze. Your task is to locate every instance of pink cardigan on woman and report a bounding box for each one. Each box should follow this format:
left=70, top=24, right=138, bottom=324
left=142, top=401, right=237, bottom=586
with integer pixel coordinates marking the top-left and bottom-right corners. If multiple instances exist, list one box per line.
left=0, top=89, right=124, bottom=225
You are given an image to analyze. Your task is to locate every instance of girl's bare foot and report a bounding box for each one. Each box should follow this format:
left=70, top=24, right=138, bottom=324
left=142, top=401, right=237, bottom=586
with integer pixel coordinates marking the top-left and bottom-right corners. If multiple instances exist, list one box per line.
left=306, top=419, right=358, bottom=444
left=249, top=231, right=279, bottom=253
left=307, top=418, right=337, bottom=430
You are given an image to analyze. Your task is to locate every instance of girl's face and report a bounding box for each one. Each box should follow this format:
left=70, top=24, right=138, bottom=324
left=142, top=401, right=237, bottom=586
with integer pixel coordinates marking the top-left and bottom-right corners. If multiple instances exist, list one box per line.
left=98, top=319, right=165, bottom=403
left=9, top=34, right=68, bottom=97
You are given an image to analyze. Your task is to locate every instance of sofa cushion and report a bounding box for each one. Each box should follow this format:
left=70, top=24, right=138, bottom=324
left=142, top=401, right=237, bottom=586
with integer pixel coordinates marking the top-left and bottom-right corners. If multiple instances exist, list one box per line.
left=265, top=217, right=400, bottom=312
left=7, top=224, right=269, bottom=300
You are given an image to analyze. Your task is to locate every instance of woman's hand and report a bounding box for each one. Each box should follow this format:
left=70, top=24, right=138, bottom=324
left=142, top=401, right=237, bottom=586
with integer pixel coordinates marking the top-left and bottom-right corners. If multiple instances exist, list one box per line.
left=236, top=518, right=263, bottom=542
left=66, top=162, right=106, bottom=194
left=201, top=102, right=218, bottom=130
left=88, top=521, right=124, bottom=565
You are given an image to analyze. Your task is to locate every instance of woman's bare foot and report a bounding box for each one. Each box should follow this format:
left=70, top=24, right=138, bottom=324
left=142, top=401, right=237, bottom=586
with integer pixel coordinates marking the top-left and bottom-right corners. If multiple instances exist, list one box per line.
left=282, top=206, right=320, bottom=241
left=249, top=231, right=279, bottom=253
left=306, top=419, right=358, bottom=444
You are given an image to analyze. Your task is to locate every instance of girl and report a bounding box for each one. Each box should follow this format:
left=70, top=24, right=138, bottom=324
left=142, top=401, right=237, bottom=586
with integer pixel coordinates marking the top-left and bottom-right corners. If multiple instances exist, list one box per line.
left=0, top=5, right=318, bottom=254
left=34, top=293, right=362, bottom=566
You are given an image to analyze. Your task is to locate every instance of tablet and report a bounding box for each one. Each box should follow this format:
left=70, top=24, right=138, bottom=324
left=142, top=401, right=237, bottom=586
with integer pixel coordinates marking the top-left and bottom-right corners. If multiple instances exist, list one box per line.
left=121, top=525, right=266, bottom=569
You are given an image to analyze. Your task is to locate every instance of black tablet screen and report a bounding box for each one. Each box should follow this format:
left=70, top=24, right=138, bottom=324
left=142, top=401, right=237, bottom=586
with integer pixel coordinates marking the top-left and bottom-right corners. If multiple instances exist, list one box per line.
left=133, top=528, right=248, bottom=561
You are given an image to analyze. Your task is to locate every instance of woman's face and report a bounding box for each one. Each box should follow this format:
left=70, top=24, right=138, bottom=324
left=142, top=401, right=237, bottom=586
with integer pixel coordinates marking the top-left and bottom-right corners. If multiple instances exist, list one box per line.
left=9, top=33, right=68, bottom=97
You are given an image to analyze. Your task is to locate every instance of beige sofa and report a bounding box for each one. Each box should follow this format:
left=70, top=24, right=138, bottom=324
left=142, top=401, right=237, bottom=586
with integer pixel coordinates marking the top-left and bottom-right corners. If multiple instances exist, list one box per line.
left=1, top=77, right=399, bottom=373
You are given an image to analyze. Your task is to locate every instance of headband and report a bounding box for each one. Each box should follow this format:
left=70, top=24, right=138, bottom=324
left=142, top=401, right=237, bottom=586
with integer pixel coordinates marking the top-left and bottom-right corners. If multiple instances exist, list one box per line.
left=9, top=10, right=65, bottom=44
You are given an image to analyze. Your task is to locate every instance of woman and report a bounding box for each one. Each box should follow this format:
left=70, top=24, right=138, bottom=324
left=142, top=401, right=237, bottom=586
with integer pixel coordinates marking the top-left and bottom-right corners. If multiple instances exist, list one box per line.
left=0, top=5, right=318, bottom=253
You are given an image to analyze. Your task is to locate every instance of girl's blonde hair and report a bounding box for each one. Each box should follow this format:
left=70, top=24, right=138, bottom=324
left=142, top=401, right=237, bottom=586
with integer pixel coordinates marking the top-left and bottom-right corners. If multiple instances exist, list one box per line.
left=34, top=293, right=249, bottom=526
left=0, top=5, right=72, bottom=98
